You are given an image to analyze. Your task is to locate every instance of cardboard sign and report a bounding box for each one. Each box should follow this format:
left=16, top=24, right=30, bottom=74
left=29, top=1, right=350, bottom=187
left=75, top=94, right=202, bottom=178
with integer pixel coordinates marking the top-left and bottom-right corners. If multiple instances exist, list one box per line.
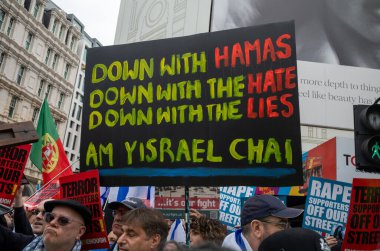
left=303, top=177, right=351, bottom=235
left=24, top=181, right=60, bottom=208
left=59, top=170, right=109, bottom=250
left=81, top=21, right=302, bottom=186
left=342, top=178, right=380, bottom=251
left=0, top=144, right=31, bottom=206
left=219, top=186, right=255, bottom=231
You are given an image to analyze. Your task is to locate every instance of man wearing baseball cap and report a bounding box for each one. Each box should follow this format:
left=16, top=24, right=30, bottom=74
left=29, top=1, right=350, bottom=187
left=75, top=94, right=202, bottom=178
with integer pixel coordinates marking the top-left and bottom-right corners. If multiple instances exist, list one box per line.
left=22, top=199, right=92, bottom=251
left=107, top=197, right=147, bottom=251
left=222, top=195, right=303, bottom=251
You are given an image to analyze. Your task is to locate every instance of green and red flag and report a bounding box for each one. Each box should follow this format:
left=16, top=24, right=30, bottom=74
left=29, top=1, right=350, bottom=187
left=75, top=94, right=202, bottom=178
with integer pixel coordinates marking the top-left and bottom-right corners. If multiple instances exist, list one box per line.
left=30, top=98, right=72, bottom=184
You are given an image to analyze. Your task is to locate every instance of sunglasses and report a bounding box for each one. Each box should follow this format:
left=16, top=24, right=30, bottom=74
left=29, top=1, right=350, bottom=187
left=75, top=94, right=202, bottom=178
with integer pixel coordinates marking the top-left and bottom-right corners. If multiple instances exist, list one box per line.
left=31, top=209, right=45, bottom=216
left=44, top=212, right=83, bottom=226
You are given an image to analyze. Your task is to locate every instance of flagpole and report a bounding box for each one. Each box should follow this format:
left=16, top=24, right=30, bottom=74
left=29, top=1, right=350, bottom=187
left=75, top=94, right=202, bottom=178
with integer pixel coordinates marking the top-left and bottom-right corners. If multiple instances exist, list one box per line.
left=25, top=159, right=79, bottom=202
left=185, top=186, right=190, bottom=246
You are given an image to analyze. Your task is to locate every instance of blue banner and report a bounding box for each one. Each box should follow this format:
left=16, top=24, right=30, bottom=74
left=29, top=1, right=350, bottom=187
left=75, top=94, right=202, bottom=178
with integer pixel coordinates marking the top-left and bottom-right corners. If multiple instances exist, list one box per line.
left=303, top=177, right=351, bottom=235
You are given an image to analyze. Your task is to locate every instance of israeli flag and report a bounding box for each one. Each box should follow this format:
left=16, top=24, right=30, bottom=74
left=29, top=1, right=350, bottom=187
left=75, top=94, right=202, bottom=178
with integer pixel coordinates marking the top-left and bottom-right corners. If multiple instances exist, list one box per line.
left=168, top=219, right=186, bottom=244
left=101, top=186, right=155, bottom=208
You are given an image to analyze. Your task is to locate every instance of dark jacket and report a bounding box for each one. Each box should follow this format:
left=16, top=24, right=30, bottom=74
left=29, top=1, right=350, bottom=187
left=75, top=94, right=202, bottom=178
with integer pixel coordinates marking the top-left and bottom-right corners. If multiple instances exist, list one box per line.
left=13, top=206, right=33, bottom=235
left=0, top=224, right=34, bottom=251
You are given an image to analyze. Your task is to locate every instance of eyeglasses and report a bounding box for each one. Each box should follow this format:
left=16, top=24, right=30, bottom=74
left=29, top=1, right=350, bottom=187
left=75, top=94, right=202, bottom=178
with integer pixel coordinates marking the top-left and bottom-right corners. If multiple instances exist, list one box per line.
left=44, top=212, right=84, bottom=226
left=259, top=219, right=290, bottom=230
left=31, top=209, right=45, bottom=216
left=112, top=209, right=129, bottom=217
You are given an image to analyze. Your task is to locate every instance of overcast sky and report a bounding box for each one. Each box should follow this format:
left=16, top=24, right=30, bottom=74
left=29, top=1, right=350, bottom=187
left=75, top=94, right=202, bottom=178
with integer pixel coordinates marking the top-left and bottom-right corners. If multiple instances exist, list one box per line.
left=52, top=0, right=121, bottom=46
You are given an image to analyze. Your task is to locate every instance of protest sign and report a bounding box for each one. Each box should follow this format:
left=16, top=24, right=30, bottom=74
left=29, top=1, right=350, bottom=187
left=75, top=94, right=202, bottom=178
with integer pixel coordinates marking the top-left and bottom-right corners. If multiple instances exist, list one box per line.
left=342, top=178, right=380, bottom=251
left=60, top=170, right=109, bottom=250
left=24, top=181, right=60, bottom=208
left=219, top=186, right=255, bottom=231
left=303, top=177, right=351, bottom=235
left=0, top=144, right=31, bottom=206
left=81, top=21, right=303, bottom=187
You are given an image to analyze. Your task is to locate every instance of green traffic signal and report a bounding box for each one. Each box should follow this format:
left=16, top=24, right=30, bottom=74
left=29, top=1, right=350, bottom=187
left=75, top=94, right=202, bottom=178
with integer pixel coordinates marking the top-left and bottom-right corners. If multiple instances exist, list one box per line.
left=354, top=98, right=380, bottom=172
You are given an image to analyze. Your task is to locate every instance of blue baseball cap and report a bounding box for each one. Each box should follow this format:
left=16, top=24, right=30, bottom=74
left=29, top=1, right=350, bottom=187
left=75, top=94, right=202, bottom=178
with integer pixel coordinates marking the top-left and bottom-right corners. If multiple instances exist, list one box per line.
left=241, top=195, right=303, bottom=226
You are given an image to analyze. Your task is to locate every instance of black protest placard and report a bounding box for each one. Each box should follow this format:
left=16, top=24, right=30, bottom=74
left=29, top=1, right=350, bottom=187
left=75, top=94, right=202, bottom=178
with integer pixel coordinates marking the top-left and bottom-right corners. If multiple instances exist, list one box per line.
left=81, top=21, right=302, bottom=186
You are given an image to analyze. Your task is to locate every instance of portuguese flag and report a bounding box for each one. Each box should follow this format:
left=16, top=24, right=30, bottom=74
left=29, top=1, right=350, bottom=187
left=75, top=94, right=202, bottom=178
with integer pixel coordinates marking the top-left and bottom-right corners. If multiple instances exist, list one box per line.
left=30, top=98, right=72, bottom=184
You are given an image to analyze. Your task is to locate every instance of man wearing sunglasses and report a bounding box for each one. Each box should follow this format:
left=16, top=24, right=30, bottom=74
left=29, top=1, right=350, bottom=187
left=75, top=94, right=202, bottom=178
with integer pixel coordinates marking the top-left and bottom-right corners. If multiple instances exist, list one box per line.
left=107, top=197, right=147, bottom=251
left=222, top=195, right=304, bottom=251
left=22, top=199, right=91, bottom=251
left=13, top=186, right=52, bottom=236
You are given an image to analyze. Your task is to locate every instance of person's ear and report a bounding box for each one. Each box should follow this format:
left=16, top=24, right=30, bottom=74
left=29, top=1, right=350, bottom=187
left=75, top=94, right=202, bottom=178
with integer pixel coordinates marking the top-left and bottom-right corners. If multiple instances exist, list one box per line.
left=76, top=225, right=86, bottom=240
left=150, top=234, right=161, bottom=249
left=250, top=220, right=264, bottom=239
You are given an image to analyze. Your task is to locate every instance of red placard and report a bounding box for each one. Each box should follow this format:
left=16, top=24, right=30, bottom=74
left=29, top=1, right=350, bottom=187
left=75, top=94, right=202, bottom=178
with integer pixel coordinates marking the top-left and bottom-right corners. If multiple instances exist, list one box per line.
left=0, top=144, right=31, bottom=206
left=59, top=170, right=109, bottom=250
left=342, top=178, right=380, bottom=251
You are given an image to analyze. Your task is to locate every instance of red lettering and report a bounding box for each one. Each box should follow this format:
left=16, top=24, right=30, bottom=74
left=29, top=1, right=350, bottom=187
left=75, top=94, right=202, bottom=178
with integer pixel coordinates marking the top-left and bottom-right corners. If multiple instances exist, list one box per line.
left=276, top=34, right=292, bottom=59
left=280, top=94, right=294, bottom=117
left=244, top=40, right=261, bottom=66
left=214, top=46, right=229, bottom=68
left=263, top=70, right=276, bottom=93
left=263, top=37, right=276, bottom=62
left=247, top=73, right=262, bottom=94
left=266, top=96, right=279, bottom=118
left=285, top=66, right=296, bottom=89
left=231, top=42, right=245, bottom=67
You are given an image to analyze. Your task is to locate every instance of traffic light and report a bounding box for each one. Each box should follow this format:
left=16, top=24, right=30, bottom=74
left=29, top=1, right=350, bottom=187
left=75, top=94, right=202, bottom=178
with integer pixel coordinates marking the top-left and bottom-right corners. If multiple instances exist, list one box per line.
left=353, top=98, right=380, bottom=172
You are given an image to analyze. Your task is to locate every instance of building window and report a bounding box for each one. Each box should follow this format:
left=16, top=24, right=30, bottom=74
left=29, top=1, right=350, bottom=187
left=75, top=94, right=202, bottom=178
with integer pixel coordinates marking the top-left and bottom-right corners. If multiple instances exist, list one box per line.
left=58, top=92, right=64, bottom=109
left=52, top=53, right=59, bottom=70
left=0, top=52, right=6, bottom=69
left=0, top=9, right=5, bottom=30
left=76, top=106, right=82, bottom=120
left=70, top=37, right=76, bottom=50
left=8, top=96, right=18, bottom=118
left=58, top=25, right=65, bottom=40
left=66, top=132, right=71, bottom=147
left=32, top=3, right=40, bottom=18
left=72, top=135, right=77, bottom=150
left=64, top=63, right=71, bottom=79
left=71, top=103, right=76, bottom=117
left=69, top=121, right=74, bottom=128
left=45, top=84, right=52, bottom=99
left=24, top=0, right=31, bottom=11
left=37, top=79, right=44, bottom=97
left=76, top=124, right=80, bottom=132
left=7, top=17, right=15, bottom=36
left=16, top=65, right=25, bottom=85
left=52, top=20, right=58, bottom=34
left=65, top=31, right=69, bottom=45
left=82, top=46, right=88, bottom=61
left=70, top=154, right=75, bottom=161
left=45, top=48, right=52, bottom=65
left=24, top=32, right=33, bottom=50
left=77, top=74, right=82, bottom=89
left=32, top=107, right=39, bottom=123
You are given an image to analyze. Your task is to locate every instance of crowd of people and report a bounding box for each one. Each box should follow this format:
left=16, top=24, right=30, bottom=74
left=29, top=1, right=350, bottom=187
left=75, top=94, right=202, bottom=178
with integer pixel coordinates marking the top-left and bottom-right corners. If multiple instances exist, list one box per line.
left=0, top=187, right=344, bottom=251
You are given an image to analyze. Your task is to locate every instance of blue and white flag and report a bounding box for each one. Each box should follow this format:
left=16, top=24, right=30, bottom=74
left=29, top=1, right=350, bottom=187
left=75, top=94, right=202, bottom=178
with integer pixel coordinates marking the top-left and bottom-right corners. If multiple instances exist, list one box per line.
left=168, top=219, right=186, bottom=244
left=101, top=186, right=155, bottom=208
